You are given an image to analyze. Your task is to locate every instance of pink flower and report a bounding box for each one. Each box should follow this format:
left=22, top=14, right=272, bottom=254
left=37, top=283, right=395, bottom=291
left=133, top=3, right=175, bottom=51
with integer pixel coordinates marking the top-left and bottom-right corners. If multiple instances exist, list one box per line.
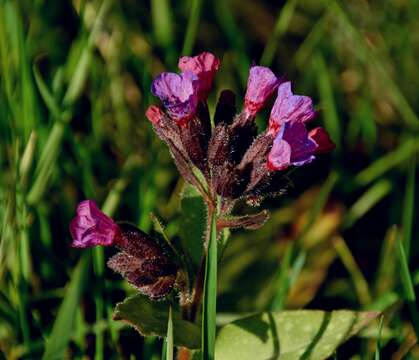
left=309, top=127, right=336, bottom=154
left=151, top=71, right=199, bottom=123
left=244, top=66, right=280, bottom=118
left=267, top=121, right=317, bottom=171
left=178, top=52, right=220, bottom=100
left=70, top=200, right=120, bottom=248
left=268, top=82, right=316, bottom=136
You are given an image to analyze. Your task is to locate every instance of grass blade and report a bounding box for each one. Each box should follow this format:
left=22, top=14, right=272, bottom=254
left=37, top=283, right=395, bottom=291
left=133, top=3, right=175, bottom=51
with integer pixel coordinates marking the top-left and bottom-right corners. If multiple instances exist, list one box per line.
left=396, top=233, right=419, bottom=339
left=166, top=305, right=174, bottom=360
left=334, top=236, right=372, bottom=307
left=375, top=315, right=384, bottom=360
left=181, top=0, right=203, bottom=55
left=202, top=211, right=217, bottom=360
left=343, top=179, right=392, bottom=229
left=260, top=0, right=298, bottom=66
left=42, top=253, right=90, bottom=360
left=402, top=154, right=415, bottom=259
left=313, top=53, right=341, bottom=151
left=354, top=138, right=417, bottom=187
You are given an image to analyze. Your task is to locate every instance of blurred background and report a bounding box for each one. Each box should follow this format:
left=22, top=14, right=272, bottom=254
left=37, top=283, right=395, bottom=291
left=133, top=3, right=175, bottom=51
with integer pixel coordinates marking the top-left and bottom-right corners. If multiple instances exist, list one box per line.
left=0, top=0, right=418, bottom=358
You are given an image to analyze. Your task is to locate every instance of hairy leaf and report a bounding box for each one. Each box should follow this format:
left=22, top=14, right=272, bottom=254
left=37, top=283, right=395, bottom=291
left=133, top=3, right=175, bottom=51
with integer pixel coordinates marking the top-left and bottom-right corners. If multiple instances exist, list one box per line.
left=215, top=310, right=379, bottom=359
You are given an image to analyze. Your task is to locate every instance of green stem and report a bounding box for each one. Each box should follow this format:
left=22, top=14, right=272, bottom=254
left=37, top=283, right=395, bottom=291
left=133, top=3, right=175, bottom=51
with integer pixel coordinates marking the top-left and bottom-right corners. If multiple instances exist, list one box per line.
left=202, top=210, right=217, bottom=360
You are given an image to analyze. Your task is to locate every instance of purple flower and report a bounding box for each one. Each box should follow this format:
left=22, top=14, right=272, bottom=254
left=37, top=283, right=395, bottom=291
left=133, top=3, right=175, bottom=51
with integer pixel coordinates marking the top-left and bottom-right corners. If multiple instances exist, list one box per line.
left=268, top=82, right=316, bottom=136
left=244, top=66, right=280, bottom=118
left=178, top=52, right=220, bottom=100
left=151, top=71, right=199, bottom=123
left=70, top=200, right=120, bottom=248
left=267, top=121, right=317, bottom=171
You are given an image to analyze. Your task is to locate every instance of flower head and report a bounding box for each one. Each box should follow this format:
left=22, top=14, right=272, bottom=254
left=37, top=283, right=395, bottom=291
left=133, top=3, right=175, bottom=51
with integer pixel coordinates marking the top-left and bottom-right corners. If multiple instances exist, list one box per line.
left=151, top=71, right=199, bottom=123
left=267, top=121, right=317, bottom=171
left=268, top=82, right=316, bottom=136
left=70, top=200, right=120, bottom=248
left=178, top=52, right=220, bottom=100
left=244, top=66, right=280, bottom=118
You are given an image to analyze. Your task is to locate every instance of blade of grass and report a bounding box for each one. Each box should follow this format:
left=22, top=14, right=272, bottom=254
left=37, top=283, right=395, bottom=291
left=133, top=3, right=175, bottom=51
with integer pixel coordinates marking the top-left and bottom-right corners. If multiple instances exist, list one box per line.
left=260, top=0, right=298, bottom=66
left=270, top=242, right=293, bottom=311
left=334, top=236, right=372, bottom=307
left=181, top=0, right=203, bottom=55
left=402, top=154, right=415, bottom=259
left=375, top=315, right=384, bottom=360
left=202, top=211, right=217, bottom=360
left=33, top=64, right=61, bottom=120
left=42, top=253, right=90, bottom=360
left=151, top=0, right=176, bottom=66
left=354, top=138, right=417, bottom=187
left=166, top=305, right=174, bottom=360
left=313, top=53, right=341, bottom=151
left=298, top=171, right=338, bottom=241
left=396, top=233, right=419, bottom=339
left=343, top=179, right=392, bottom=229
left=27, top=0, right=114, bottom=205
left=329, top=0, right=419, bottom=130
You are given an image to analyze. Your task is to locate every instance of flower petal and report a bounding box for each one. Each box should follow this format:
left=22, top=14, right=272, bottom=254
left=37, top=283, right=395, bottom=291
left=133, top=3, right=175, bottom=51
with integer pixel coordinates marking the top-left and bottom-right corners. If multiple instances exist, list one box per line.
left=151, top=71, right=199, bottom=122
left=268, top=82, right=316, bottom=136
left=244, top=66, right=280, bottom=118
left=309, top=127, right=336, bottom=154
left=178, top=52, right=220, bottom=99
left=267, top=137, right=291, bottom=171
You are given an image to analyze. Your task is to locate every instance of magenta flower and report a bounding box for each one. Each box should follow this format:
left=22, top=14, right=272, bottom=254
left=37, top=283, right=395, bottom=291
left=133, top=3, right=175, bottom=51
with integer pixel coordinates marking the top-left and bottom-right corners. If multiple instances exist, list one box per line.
left=151, top=71, right=199, bottom=123
left=267, top=121, right=317, bottom=171
left=268, top=82, right=316, bottom=136
left=178, top=51, right=220, bottom=100
left=244, top=66, right=280, bottom=118
left=70, top=200, right=120, bottom=248
left=309, top=127, right=336, bottom=154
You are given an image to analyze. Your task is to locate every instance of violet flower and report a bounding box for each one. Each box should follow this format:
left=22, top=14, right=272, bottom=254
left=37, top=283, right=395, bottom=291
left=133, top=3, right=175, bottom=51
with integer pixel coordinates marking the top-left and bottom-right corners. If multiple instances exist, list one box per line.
left=151, top=71, right=199, bottom=123
left=267, top=121, right=317, bottom=171
left=178, top=51, right=220, bottom=100
left=244, top=66, right=280, bottom=118
left=70, top=200, right=120, bottom=248
left=268, top=82, right=316, bottom=136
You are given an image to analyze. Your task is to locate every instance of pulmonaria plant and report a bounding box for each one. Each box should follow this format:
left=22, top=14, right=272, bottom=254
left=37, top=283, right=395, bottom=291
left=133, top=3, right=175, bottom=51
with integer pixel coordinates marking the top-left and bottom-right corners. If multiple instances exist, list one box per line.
left=69, top=51, right=334, bottom=329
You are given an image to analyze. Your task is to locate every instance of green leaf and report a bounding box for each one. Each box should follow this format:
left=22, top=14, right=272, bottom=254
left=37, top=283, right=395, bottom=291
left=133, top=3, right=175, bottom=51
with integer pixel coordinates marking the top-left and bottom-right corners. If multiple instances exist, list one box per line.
left=202, top=211, right=217, bottom=360
left=113, top=294, right=201, bottom=349
left=215, top=310, right=379, bottom=360
left=42, top=253, right=90, bottom=360
left=179, top=184, right=206, bottom=268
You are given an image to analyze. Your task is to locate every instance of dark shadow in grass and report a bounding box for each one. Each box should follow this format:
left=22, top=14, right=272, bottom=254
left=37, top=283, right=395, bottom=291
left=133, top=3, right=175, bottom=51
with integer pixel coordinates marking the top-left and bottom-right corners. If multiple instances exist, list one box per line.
left=234, top=313, right=270, bottom=343
left=300, top=312, right=332, bottom=360
left=233, top=312, right=281, bottom=359
left=267, top=312, right=280, bottom=359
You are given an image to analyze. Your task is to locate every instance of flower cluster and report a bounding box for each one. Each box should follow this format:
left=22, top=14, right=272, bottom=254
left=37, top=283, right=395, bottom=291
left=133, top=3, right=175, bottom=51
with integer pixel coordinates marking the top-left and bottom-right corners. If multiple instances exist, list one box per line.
left=147, top=52, right=334, bottom=207
left=69, top=51, right=334, bottom=301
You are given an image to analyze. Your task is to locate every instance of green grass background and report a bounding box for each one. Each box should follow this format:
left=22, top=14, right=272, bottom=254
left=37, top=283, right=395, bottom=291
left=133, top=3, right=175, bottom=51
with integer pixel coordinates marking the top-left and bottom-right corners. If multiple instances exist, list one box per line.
left=0, top=0, right=418, bottom=358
